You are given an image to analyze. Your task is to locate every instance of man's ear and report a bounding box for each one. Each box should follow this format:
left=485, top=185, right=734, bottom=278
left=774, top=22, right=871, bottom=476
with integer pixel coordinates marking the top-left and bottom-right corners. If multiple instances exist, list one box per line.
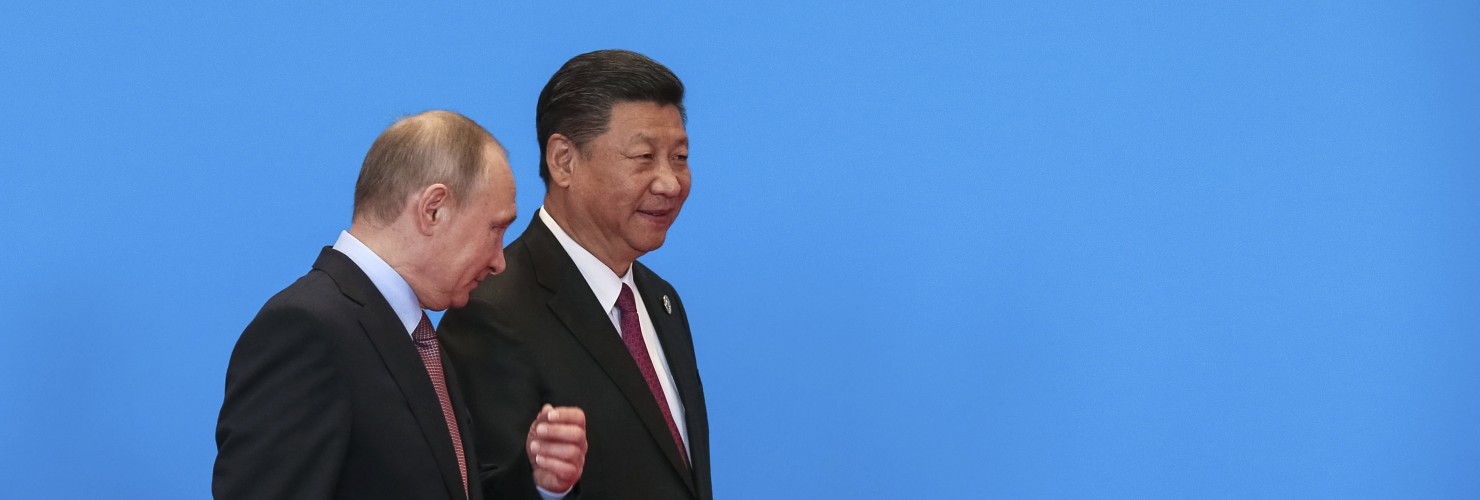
left=546, top=134, right=576, bottom=189
left=413, top=183, right=451, bottom=235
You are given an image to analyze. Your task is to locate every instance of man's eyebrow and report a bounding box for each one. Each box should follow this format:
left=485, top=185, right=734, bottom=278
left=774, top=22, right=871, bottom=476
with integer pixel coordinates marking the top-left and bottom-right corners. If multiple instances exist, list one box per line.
left=626, top=133, right=687, bottom=146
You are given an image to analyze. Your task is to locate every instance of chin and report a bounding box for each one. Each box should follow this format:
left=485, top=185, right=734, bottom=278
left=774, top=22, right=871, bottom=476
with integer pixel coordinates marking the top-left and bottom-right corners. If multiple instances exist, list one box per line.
left=636, top=235, right=669, bottom=253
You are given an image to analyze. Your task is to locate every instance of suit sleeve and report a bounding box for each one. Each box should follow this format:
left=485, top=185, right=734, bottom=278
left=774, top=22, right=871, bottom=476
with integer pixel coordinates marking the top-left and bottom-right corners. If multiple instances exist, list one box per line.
left=439, top=296, right=548, bottom=500
left=213, top=304, right=351, bottom=499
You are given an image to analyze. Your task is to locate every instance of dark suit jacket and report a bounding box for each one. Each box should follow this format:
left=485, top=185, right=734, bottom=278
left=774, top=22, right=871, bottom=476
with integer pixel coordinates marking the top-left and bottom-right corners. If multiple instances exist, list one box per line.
left=214, top=248, right=481, bottom=500
left=440, top=217, right=712, bottom=500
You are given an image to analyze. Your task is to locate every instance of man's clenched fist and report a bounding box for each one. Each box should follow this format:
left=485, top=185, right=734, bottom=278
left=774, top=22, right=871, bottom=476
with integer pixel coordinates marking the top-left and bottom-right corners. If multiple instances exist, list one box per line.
left=526, top=404, right=587, bottom=494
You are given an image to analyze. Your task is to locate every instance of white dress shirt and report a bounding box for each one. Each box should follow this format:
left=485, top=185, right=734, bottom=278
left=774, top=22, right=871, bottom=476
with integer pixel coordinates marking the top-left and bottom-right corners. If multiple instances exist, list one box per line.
left=539, top=208, right=691, bottom=453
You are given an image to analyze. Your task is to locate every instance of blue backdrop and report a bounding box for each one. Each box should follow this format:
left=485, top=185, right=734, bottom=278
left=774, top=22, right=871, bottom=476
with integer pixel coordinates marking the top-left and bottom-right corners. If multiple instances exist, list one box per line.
left=2, top=1, right=1477, bottom=498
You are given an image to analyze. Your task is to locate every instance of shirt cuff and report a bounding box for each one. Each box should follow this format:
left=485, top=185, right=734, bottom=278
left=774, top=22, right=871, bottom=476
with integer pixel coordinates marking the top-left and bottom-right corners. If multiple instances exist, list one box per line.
left=537, top=484, right=572, bottom=500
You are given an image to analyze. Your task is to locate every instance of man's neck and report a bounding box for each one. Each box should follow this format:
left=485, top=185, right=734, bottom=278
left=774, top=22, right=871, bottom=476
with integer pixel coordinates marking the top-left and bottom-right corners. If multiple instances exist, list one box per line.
left=347, top=221, right=427, bottom=304
left=541, top=201, right=635, bottom=276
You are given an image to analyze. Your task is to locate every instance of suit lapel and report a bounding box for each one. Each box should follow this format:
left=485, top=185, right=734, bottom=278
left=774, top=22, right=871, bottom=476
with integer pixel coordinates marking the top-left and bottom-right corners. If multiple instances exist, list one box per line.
left=442, top=348, right=481, bottom=500
left=315, top=249, right=466, bottom=500
left=635, top=266, right=707, bottom=492
left=634, top=267, right=701, bottom=419
left=522, top=220, right=698, bottom=493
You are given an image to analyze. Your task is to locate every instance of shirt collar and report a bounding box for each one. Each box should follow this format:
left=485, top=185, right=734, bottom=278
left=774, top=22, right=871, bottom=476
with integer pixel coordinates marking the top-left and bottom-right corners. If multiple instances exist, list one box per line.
left=539, top=207, right=635, bottom=314
left=332, top=230, right=423, bottom=336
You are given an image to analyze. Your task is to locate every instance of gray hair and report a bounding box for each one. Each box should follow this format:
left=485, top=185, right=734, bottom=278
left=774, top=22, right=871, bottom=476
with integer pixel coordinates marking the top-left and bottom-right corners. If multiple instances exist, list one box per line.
left=353, top=110, right=504, bottom=224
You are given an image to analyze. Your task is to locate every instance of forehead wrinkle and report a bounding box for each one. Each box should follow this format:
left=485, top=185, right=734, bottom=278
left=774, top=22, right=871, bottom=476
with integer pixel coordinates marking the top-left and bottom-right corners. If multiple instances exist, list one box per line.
left=627, top=132, right=655, bottom=145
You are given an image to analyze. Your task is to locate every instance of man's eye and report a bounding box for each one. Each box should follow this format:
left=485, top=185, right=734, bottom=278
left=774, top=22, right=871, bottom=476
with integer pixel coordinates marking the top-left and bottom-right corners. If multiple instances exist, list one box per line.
left=675, top=154, right=688, bottom=162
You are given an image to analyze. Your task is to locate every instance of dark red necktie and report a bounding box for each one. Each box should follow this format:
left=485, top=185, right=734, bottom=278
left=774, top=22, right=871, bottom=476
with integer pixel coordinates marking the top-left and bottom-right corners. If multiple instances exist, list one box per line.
left=413, top=313, right=469, bottom=499
left=616, top=284, right=689, bottom=467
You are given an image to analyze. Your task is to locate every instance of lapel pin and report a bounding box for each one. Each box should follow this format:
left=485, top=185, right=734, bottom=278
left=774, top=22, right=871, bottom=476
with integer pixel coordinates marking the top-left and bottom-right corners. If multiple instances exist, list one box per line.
left=662, top=295, right=672, bottom=315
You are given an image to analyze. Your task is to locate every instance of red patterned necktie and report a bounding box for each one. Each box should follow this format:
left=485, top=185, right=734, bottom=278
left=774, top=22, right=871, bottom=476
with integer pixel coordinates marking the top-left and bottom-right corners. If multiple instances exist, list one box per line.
left=615, top=284, right=689, bottom=467
left=413, top=313, right=469, bottom=499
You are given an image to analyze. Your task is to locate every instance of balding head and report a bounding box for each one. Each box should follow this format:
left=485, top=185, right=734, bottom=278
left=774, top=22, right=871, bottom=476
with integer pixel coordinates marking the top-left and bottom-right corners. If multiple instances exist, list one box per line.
left=347, top=110, right=518, bottom=311
left=353, top=110, right=506, bottom=226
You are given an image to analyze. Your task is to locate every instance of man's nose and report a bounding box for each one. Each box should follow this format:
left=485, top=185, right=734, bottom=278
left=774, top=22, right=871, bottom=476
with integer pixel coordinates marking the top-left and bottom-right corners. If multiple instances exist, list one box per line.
left=489, top=249, right=506, bottom=276
left=651, top=160, right=683, bottom=197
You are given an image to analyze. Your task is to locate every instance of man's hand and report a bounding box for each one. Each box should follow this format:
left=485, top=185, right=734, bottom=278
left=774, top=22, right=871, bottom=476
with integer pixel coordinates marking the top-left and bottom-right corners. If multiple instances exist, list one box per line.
left=526, top=404, right=587, bottom=494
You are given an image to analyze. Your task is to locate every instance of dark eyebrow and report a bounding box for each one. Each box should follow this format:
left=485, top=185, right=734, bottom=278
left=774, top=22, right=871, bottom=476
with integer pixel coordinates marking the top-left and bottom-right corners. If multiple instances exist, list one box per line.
left=627, top=133, right=687, bottom=147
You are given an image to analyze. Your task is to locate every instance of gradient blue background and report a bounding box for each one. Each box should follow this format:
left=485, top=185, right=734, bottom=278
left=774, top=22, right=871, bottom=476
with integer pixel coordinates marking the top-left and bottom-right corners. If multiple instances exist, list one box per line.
left=2, top=1, right=1477, bottom=498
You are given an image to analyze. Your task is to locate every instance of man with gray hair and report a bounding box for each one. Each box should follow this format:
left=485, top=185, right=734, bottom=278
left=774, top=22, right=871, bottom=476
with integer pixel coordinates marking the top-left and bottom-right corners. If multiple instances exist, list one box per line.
left=213, top=110, right=588, bottom=499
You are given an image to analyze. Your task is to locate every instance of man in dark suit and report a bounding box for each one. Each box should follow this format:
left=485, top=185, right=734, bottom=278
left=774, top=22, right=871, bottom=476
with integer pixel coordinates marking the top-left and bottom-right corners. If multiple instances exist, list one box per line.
left=441, top=50, right=710, bottom=500
left=213, top=110, right=588, bottom=499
